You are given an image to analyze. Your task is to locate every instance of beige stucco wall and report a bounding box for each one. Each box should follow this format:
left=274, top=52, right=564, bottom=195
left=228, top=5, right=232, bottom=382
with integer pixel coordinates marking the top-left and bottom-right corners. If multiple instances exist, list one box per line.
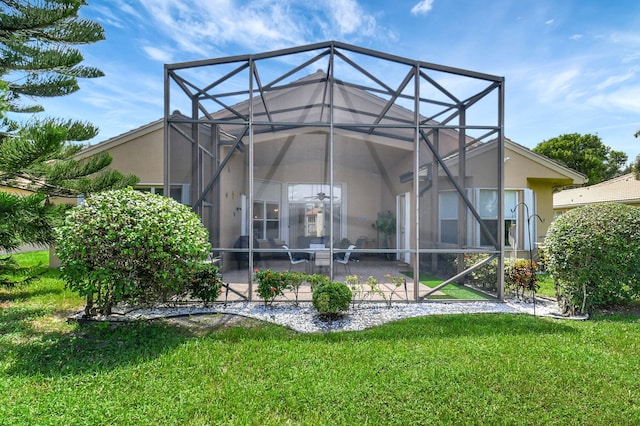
left=81, top=125, right=164, bottom=183
left=67, top=119, right=583, bottom=265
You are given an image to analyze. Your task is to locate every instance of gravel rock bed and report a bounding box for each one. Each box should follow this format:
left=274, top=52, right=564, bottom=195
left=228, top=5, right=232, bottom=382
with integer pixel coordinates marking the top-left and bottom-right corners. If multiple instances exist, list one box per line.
left=73, top=297, right=564, bottom=333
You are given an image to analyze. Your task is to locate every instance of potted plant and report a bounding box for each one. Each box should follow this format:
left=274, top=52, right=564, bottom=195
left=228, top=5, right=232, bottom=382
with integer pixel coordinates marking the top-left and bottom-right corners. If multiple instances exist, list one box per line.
left=375, top=210, right=396, bottom=259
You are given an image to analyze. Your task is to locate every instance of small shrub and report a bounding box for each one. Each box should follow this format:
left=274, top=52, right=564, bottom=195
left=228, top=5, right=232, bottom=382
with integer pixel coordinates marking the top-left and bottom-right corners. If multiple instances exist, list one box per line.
left=312, top=281, right=352, bottom=316
left=505, top=258, right=538, bottom=299
left=187, top=263, right=223, bottom=306
left=462, top=254, right=498, bottom=290
left=56, top=188, right=211, bottom=316
left=255, top=269, right=287, bottom=306
left=545, top=203, right=640, bottom=314
left=345, top=274, right=363, bottom=304
left=286, top=271, right=305, bottom=306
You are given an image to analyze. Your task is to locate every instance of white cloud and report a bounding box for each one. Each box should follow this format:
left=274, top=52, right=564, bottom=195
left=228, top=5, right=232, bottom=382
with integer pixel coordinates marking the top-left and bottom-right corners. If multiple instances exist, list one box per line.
left=595, top=70, right=637, bottom=91
left=143, top=46, right=174, bottom=63
left=89, top=4, right=126, bottom=29
left=569, top=34, right=582, bottom=40
left=534, top=66, right=581, bottom=103
left=545, top=19, right=554, bottom=25
left=327, top=0, right=377, bottom=36
left=411, top=0, right=434, bottom=16
left=589, top=85, right=640, bottom=113
left=134, top=0, right=313, bottom=56
left=128, top=0, right=386, bottom=59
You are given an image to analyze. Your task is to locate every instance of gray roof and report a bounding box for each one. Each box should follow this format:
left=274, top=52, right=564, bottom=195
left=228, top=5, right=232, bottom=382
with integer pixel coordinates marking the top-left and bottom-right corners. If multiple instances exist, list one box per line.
left=554, top=173, right=640, bottom=208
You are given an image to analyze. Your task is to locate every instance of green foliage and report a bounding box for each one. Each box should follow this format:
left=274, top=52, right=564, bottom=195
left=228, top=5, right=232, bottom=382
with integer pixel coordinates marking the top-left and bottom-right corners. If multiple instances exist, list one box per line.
left=504, top=258, right=538, bottom=298
left=0, top=191, right=60, bottom=252
left=305, top=273, right=329, bottom=291
left=0, top=116, right=138, bottom=197
left=255, top=269, right=288, bottom=306
left=631, top=154, right=640, bottom=180
left=0, top=0, right=105, bottom=111
left=463, top=253, right=498, bottom=291
left=0, top=191, right=64, bottom=286
left=532, top=133, right=627, bottom=185
left=312, top=281, right=352, bottom=315
left=375, top=210, right=396, bottom=252
left=254, top=269, right=306, bottom=306
left=0, top=2, right=137, bottom=288
left=545, top=203, right=640, bottom=314
left=56, top=188, right=211, bottom=315
left=345, top=274, right=405, bottom=307
left=187, top=263, right=222, bottom=306
left=3, top=260, right=640, bottom=425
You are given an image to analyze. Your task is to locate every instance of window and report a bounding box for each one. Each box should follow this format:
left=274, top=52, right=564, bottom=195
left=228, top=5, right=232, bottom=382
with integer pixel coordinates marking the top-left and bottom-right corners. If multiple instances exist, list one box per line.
left=136, top=184, right=190, bottom=205
left=478, top=189, right=519, bottom=247
left=439, top=191, right=459, bottom=244
left=288, top=183, right=342, bottom=244
left=253, top=201, right=280, bottom=240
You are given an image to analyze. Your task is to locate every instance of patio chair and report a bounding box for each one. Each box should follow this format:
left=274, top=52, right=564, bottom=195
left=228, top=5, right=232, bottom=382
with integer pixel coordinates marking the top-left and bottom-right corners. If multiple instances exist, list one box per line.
left=282, top=245, right=308, bottom=271
left=334, top=244, right=356, bottom=274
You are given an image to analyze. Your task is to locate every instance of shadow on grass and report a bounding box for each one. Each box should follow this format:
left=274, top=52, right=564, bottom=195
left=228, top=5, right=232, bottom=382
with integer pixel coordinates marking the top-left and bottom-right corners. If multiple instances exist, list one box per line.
left=1, top=310, right=192, bottom=378
left=0, top=285, right=65, bottom=302
left=1, top=310, right=585, bottom=378
left=0, top=306, right=49, bottom=335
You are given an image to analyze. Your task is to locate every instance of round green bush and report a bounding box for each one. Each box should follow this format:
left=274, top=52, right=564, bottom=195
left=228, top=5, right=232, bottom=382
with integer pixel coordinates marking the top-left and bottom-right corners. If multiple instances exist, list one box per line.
left=545, top=203, right=640, bottom=314
left=312, top=281, right=352, bottom=316
left=56, top=188, right=212, bottom=315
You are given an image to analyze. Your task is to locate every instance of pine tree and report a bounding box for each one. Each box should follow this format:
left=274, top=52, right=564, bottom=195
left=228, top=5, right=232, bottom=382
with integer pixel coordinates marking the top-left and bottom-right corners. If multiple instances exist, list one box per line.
left=0, top=1, right=138, bottom=283
left=0, top=0, right=105, bottom=112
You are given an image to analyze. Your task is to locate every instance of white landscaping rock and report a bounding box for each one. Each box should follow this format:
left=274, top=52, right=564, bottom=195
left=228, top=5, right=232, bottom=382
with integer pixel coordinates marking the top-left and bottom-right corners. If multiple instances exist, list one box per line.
left=72, top=297, right=568, bottom=333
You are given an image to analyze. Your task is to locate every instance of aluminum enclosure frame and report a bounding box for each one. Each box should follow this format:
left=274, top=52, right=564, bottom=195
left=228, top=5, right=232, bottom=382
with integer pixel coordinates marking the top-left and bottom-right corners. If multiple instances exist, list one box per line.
left=164, top=40, right=505, bottom=302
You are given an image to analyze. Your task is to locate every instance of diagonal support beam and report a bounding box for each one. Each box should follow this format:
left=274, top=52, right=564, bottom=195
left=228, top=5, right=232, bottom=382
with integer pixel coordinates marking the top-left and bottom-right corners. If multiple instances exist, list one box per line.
left=192, top=126, right=249, bottom=210
left=367, top=69, right=415, bottom=135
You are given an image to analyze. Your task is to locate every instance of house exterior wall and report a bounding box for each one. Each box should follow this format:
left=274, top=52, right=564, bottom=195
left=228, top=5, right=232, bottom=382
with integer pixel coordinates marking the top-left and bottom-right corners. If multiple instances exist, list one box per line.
left=80, top=124, right=164, bottom=184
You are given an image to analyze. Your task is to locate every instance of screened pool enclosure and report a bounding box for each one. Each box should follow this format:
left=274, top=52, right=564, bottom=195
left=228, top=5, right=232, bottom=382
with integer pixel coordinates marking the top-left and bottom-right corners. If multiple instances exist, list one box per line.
left=164, top=41, right=505, bottom=302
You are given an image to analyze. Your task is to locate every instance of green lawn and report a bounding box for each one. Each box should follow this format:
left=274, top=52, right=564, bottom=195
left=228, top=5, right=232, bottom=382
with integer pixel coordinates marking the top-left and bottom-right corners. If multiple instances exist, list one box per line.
left=537, top=272, right=556, bottom=298
left=401, top=270, right=494, bottom=300
left=1, top=252, right=639, bottom=424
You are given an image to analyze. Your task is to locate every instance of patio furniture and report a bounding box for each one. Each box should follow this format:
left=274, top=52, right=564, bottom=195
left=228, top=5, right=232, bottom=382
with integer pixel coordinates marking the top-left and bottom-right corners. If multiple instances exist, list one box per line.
left=232, top=236, right=261, bottom=269
left=334, top=244, right=356, bottom=274
left=283, top=245, right=308, bottom=271
left=314, top=250, right=331, bottom=273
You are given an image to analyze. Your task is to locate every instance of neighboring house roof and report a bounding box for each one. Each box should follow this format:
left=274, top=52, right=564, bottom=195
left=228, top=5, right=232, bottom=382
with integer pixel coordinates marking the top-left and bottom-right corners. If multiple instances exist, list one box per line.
left=553, top=173, right=640, bottom=209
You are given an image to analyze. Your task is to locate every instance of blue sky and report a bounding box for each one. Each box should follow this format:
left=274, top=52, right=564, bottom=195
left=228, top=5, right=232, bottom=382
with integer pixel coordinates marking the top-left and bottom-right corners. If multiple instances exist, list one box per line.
left=37, top=0, right=640, bottom=162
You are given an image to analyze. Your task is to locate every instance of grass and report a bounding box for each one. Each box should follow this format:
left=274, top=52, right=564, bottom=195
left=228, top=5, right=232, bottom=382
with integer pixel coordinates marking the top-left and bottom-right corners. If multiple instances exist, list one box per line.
left=401, top=270, right=494, bottom=300
left=537, top=272, right=556, bottom=298
left=1, top=252, right=640, bottom=424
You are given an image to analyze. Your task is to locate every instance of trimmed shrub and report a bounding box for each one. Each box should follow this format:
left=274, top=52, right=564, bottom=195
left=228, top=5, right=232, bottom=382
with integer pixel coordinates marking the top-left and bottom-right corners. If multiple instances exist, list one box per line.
left=312, top=281, right=352, bottom=316
left=56, top=188, right=211, bottom=315
left=545, top=203, right=640, bottom=314
left=461, top=253, right=498, bottom=291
